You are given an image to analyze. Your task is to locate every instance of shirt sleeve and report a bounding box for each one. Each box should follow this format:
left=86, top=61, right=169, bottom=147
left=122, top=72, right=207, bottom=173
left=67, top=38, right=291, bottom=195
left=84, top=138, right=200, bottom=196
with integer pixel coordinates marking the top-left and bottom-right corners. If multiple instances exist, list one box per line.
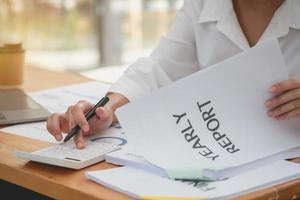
left=109, top=0, right=200, bottom=101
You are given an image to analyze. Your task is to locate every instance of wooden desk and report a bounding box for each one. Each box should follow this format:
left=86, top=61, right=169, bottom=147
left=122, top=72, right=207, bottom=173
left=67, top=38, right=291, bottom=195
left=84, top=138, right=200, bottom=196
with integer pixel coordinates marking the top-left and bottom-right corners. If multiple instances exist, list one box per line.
left=1, top=66, right=300, bottom=200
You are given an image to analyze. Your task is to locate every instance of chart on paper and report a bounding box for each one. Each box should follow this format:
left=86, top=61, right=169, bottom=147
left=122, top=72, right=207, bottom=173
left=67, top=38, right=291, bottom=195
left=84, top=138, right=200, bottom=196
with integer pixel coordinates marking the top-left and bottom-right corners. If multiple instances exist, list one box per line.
left=0, top=82, right=127, bottom=143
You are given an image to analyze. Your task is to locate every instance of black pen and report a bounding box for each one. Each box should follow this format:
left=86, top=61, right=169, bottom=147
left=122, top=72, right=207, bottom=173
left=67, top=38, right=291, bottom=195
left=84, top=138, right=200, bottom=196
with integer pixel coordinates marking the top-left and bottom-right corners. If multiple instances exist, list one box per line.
left=63, top=96, right=110, bottom=143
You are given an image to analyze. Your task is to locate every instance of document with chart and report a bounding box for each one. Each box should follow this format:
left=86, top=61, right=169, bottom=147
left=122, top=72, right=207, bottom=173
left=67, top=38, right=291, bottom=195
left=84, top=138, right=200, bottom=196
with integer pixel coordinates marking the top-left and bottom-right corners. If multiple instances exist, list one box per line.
left=116, top=40, right=300, bottom=180
left=1, top=81, right=111, bottom=143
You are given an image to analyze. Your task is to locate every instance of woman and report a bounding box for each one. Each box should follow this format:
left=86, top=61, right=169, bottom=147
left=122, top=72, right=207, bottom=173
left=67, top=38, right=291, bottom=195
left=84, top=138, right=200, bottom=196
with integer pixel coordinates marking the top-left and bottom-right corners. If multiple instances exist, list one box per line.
left=47, top=0, right=300, bottom=149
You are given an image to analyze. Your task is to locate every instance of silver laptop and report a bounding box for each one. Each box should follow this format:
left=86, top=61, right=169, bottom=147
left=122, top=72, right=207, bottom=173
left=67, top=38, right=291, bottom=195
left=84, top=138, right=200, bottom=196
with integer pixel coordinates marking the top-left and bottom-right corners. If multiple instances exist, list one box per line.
left=0, top=89, right=50, bottom=125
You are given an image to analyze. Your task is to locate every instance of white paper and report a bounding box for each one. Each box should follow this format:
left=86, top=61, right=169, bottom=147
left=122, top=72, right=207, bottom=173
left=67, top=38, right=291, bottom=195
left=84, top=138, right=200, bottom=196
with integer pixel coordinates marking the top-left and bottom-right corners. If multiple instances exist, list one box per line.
left=1, top=121, right=59, bottom=143
left=29, top=81, right=111, bottom=113
left=86, top=160, right=300, bottom=199
left=1, top=81, right=112, bottom=143
left=116, top=40, right=300, bottom=179
left=105, top=147, right=300, bottom=179
left=105, top=149, right=169, bottom=178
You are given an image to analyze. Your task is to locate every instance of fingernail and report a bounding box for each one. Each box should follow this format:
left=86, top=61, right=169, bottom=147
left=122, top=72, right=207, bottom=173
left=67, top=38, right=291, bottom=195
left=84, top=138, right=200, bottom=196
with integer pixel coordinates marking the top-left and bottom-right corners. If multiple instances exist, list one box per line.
left=55, top=135, right=62, bottom=141
left=265, top=101, right=272, bottom=108
left=269, top=86, right=277, bottom=93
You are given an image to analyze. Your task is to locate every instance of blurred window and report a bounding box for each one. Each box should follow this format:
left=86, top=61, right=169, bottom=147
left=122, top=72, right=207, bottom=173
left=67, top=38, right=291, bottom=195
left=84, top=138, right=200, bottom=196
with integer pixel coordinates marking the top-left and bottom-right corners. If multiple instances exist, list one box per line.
left=0, top=0, right=182, bottom=70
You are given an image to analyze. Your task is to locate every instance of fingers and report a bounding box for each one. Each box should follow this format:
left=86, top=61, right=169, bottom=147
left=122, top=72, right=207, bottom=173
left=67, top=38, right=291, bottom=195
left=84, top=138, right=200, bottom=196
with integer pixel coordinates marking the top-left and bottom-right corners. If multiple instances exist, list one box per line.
left=267, top=99, right=300, bottom=118
left=47, top=100, right=113, bottom=149
left=74, top=132, right=85, bottom=149
left=64, top=101, right=93, bottom=148
left=46, top=113, right=68, bottom=141
left=265, top=88, right=300, bottom=109
left=266, top=80, right=300, bottom=120
left=276, top=108, right=300, bottom=120
left=70, top=105, right=90, bottom=132
left=59, top=113, right=70, bottom=133
left=66, top=106, right=76, bottom=132
left=95, top=107, right=111, bottom=122
left=66, top=100, right=94, bottom=131
left=269, top=80, right=300, bottom=95
left=77, top=100, right=95, bottom=111
left=47, top=100, right=94, bottom=142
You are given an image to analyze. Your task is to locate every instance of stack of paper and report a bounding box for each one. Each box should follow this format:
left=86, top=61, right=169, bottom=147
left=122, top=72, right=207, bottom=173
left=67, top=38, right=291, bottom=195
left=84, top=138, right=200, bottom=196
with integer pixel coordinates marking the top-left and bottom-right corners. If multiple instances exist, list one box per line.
left=86, top=160, right=300, bottom=199
left=115, top=40, right=300, bottom=180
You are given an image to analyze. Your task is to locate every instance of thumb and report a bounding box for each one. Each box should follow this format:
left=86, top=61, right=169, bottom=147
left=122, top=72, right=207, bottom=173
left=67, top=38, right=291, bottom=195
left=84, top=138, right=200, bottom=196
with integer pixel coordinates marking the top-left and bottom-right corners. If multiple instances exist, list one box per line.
left=95, top=107, right=110, bottom=121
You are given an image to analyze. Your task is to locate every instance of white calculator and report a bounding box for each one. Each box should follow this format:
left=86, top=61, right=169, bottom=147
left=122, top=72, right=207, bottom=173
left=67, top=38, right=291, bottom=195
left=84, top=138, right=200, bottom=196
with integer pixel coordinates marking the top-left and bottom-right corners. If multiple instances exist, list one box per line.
left=15, top=140, right=121, bottom=169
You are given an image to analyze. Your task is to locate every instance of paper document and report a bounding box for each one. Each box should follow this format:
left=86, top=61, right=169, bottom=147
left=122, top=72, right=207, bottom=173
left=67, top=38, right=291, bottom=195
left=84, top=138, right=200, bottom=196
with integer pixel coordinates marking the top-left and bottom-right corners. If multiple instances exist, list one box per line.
left=29, top=81, right=111, bottom=113
left=86, top=161, right=300, bottom=199
left=116, top=40, right=300, bottom=180
left=105, top=149, right=169, bottom=178
left=104, top=147, right=300, bottom=179
left=1, top=81, right=111, bottom=143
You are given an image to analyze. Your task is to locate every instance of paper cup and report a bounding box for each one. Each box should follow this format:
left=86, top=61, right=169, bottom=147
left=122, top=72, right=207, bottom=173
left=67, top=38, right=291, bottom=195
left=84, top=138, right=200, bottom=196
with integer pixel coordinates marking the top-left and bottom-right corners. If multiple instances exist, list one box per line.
left=0, top=43, right=25, bottom=87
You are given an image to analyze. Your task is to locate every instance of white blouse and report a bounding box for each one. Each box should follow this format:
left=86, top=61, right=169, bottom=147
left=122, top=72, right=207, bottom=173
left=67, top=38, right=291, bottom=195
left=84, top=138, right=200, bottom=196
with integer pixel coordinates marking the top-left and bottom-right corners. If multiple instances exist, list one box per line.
left=110, top=0, right=300, bottom=101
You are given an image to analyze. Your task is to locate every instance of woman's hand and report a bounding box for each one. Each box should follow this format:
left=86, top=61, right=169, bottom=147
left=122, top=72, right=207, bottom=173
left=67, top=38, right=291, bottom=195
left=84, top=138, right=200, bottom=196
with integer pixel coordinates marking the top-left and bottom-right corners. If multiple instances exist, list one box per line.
left=46, top=100, right=114, bottom=149
left=265, top=80, right=300, bottom=120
